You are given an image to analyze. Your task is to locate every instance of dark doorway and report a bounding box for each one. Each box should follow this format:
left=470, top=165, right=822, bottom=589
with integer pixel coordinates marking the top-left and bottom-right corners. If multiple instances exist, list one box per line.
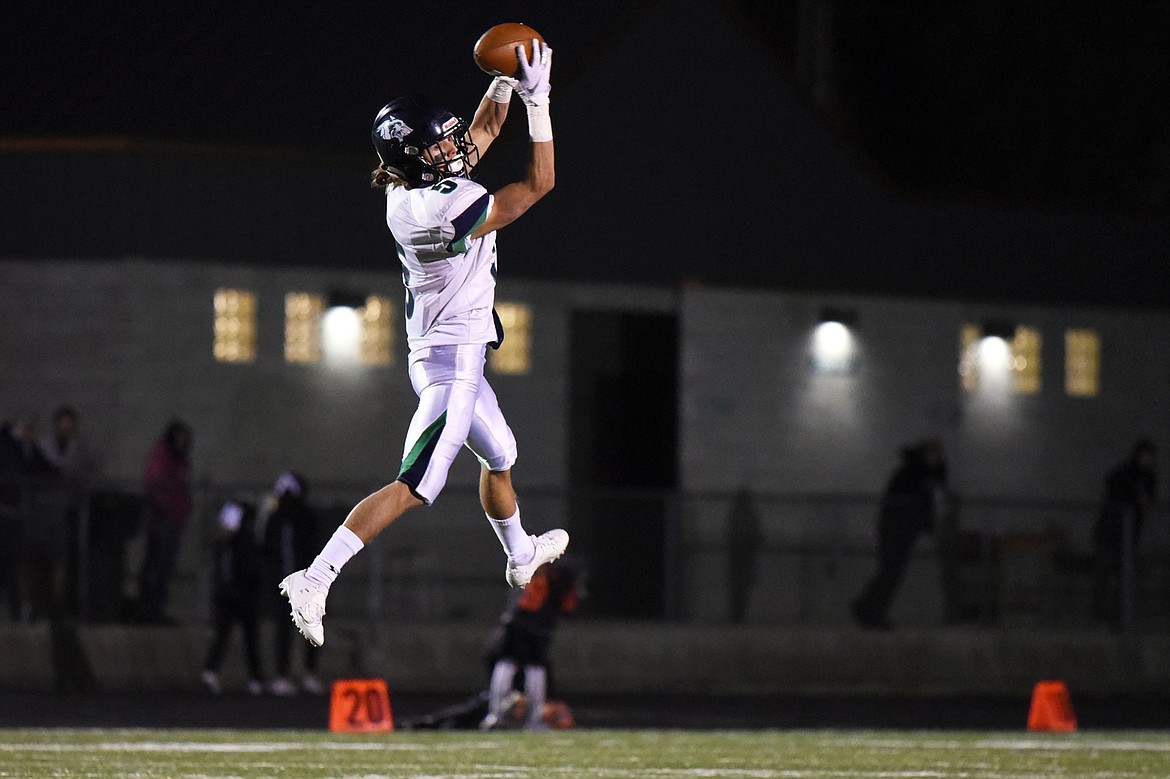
left=568, top=311, right=678, bottom=618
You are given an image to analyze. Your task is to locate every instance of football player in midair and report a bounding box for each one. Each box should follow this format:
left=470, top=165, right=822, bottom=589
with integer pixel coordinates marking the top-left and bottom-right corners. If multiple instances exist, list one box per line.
left=281, top=40, right=567, bottom=647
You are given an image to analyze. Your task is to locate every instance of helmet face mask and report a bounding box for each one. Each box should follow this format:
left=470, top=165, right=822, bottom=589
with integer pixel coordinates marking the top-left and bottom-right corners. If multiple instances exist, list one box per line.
left=372, top=96, right=479, bottom=187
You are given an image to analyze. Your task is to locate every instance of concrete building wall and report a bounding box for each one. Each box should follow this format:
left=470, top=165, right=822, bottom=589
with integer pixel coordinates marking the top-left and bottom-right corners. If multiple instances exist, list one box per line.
left=681, top=285, right=1170, bottom=502
left=3, top=259, right=1168, bottom=628
left=0, top=258, right=675, bottom=490
left=678, top=286, right=1170, bottom=625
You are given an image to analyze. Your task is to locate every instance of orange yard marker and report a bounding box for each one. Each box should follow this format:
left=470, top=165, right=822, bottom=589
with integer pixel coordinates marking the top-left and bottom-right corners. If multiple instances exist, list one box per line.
left=329, top=678, right=394, bottom=733
left=1026, top=679, right=1077, bottom=732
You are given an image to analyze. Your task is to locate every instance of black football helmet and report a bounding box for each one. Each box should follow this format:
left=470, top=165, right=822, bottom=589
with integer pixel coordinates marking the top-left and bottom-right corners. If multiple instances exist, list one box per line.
left=371, top=95, right=479, bottom=187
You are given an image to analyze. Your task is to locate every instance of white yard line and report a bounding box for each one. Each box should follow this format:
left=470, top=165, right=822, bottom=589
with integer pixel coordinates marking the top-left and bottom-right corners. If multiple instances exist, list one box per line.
left=826, top=735, right=1170, bottom=753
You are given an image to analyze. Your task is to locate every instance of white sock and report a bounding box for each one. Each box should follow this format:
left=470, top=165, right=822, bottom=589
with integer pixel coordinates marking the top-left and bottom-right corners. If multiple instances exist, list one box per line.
left=305, top=525, right=364, bottom=587
left=523, top=664, right=547, bottom=728
left=488, top=506, right=536, bottom=564
left=487, top=659, right=518, bottom=719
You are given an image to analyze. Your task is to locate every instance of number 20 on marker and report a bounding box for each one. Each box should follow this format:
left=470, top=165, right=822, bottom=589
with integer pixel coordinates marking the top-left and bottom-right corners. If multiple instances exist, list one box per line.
left=329, top=678, right=394, bottom=732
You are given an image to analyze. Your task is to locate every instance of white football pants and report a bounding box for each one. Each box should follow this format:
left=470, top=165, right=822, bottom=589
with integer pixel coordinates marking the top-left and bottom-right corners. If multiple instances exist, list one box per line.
left=397, top=343, right=517, bottom=504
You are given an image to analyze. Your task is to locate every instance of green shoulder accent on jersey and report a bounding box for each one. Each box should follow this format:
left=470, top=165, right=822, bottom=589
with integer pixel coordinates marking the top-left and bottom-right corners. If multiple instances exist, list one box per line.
left=448, top=192, right=491, bottom=254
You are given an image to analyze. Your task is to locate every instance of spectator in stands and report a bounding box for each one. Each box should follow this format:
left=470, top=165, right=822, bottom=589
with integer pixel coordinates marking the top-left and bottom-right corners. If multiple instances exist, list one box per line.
left=37, top=405, right=92, bottom=478
left=481, top=558, right=584, bottom=730
left=22, top=463, right=73, bottom=623
left=0, top=410, right=54, bottom=621
left=29, top=405, right=92, bottom=622
left=1092, top=438, right=1159, bottom=626
left=726, top=487, right=763, bottom=623
left=258, top=472, right=325, bottom=696
left=136, top=419, right=193, bottom=624
left=201, top=500, right=266, bottom=695
left=851, top=437, right=952, bottom=630
left=86, top=490, right=144, bottom=622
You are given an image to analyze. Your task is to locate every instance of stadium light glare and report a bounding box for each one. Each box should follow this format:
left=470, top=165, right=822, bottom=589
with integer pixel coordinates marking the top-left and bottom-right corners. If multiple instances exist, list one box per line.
left=811, top=320, right=856, bottom=373
left=322, top=305, right=361, bottom=365
left=975, top=334, right=1015, bottom=400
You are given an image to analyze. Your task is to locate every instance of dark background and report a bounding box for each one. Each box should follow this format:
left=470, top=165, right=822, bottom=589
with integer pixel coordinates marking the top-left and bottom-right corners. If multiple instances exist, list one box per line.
left=2, top=0, right=1168, bottom=306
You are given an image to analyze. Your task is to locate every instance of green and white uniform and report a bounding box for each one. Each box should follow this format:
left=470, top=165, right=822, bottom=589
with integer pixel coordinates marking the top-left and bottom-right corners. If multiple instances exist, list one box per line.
left=384, top=177, right=515, bottom=503
left=386, top=177, right=500, bottom=352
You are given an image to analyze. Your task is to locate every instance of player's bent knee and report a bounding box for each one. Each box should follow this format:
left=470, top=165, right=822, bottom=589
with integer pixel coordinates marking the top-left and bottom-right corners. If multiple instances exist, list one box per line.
left=394, top=477, right=433, bottom=507
left=483, top=450, right=517, bottom=472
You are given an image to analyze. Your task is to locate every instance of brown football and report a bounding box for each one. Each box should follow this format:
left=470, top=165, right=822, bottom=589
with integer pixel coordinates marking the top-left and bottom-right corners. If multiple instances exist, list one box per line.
left=473, top=22, right=545, bottom=77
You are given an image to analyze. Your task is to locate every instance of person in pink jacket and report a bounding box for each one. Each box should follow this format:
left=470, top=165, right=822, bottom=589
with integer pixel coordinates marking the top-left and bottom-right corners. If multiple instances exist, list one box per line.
left=136, top=419, right=193, bottom=623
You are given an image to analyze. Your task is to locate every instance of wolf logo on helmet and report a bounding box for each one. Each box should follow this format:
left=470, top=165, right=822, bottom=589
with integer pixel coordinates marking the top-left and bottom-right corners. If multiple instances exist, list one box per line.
left=376, top=117, right=413, bottom=141
left=371, top=95, right=480, bottom=188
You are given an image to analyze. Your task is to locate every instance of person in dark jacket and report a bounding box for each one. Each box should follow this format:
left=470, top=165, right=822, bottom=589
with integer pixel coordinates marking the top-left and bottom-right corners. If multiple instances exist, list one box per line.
left=726, top=487, right=763, bottom=624
left=257, top=472, right=323, bottom=695
left=480, top=558, right=583, bottom=730
left=851, top=438, right=951, bottom=630
left=200, top=500, right=266, bottom=695
left=0, top=411, right=56, bottom=621
left=1092, top=438, right=1158, bottom=625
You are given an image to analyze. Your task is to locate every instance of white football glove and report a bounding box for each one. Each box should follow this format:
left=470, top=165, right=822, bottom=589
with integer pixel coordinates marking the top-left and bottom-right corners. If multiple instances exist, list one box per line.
left=486, top=76, right=514, bottom=104
left=513, top=40, right=552, bottom=107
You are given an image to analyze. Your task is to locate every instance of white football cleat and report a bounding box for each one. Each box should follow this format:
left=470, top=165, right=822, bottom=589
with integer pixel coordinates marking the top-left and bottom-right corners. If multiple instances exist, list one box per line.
left=506, top=529, right=569, bottom=588
left=279, top=570, right=328, bottom=647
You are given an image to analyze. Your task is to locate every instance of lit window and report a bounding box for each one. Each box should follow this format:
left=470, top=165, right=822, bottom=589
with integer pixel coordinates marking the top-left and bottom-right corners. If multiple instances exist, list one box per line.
left=286, top=292, right=394, bottom=367
left=959, top=323, right=1040, bottom=394
left=359, top=295, right=394, bottom=366
left=1065, top=329, right=1100, bottom=397
left=959, top=324, right=981, bottom=392
left=285, top=292, right=324, bottom=364
left=489, top=302, right=532, bottom=375
left=213, top=289, right=256, bottom=363
left=1011, top=326, right=1041, bottom=394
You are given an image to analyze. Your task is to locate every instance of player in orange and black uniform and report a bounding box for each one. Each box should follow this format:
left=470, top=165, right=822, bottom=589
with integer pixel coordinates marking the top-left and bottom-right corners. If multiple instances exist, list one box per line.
left=481, top=559, right=582, bottom=730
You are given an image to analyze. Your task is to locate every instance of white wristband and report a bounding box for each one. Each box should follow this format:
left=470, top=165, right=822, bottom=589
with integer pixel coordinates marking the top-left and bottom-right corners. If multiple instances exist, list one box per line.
left=486, top=77, right=513, bottom=104
left=526, top=101, right=552, bottom=142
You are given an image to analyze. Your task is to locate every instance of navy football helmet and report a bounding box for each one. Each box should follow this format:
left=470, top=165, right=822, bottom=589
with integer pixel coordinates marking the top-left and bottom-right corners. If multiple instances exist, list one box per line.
left=371, top=95, right=479, bottom=187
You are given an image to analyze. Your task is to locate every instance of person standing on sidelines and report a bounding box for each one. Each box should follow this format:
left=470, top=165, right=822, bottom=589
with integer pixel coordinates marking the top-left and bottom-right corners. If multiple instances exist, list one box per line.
left=201, top=500, right=266, bottom=695
left=481, top=559, right=583, bottom=730
left=281, top=40, right=566, bottom=647
left=137, top=419, right=193, bottom=624
left=1092, top=438, right=1158, bottom=625
left=851, top=438, right=951, bottom=630
left=258, top=472, right=325, bottom=695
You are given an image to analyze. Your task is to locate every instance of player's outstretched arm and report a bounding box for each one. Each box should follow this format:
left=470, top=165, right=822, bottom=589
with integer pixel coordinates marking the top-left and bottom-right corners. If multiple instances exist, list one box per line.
left=469, top=77, right=512, bottom=157
left=470, top=41, right=554, bottom=238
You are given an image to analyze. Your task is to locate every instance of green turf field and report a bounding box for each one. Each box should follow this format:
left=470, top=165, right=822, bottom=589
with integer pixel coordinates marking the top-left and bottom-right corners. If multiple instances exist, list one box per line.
left=3, top=729, right=1170, bottom=778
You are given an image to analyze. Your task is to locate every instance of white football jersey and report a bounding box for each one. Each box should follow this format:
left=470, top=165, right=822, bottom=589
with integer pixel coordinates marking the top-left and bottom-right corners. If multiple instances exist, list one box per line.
left=385, top=177, right=500, bottom=352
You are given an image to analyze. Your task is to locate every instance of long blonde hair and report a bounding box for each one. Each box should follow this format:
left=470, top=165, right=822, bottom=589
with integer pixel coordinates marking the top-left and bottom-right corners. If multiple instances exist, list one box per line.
left=370, top=163, right=407, bottom=191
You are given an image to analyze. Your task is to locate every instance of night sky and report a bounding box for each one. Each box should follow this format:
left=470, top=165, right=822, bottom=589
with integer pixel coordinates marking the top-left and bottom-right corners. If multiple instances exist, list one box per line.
left=2, top=1, right=622, bottom=152
left=3, top=1, right=1168, bottom=306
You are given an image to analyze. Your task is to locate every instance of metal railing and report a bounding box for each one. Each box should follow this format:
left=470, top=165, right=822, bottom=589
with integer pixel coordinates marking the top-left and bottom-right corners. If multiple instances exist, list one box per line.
left=2, top=475, right=1167, bottom=632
